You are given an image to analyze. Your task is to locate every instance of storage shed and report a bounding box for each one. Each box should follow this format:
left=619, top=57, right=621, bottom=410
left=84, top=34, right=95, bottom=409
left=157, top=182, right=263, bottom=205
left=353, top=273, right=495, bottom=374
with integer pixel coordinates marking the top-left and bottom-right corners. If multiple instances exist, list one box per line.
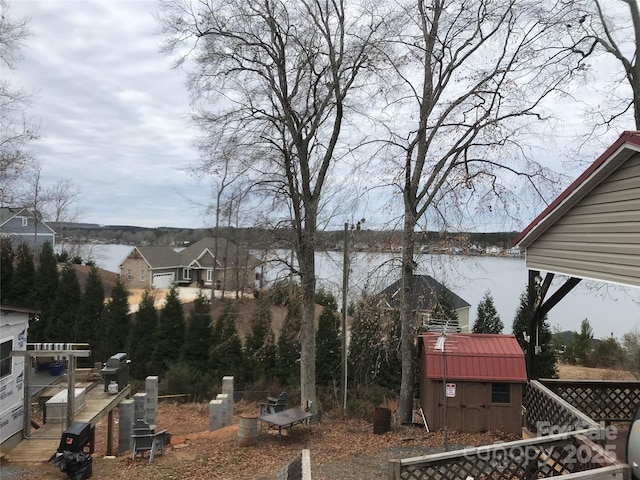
left=419, top=332, right=527, bottom=435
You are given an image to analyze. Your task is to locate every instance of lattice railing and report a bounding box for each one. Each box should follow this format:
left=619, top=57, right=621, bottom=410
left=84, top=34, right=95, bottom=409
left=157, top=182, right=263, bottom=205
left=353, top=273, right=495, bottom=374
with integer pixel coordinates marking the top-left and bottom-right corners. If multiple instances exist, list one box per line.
left=387, top=381, right=625, bottom=480
left=541, top=379, right=640, bottom=422
left=388, top=431, right=622, bottom=480
left=524, top=381, right=601, bottom=435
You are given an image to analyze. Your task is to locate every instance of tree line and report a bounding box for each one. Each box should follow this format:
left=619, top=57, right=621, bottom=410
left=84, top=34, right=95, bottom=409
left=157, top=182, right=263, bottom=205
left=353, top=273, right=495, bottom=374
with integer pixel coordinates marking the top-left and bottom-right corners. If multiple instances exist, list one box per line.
left=5, top=237, right=640, bottom=409
left=54, top=223, right=520, bottom=253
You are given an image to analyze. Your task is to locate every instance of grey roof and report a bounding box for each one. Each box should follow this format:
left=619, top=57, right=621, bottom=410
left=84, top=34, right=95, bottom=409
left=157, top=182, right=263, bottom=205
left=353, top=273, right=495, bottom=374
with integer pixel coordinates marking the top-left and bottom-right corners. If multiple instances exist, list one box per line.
left=180, top=237, right=260, bottom=268
left=180, top=237, right=234, bottom=265
left=130, top=238, right=260, bottom=270
left=135, top=246, right=182, bottom=268
left=379, top=274, right=471, bottom=311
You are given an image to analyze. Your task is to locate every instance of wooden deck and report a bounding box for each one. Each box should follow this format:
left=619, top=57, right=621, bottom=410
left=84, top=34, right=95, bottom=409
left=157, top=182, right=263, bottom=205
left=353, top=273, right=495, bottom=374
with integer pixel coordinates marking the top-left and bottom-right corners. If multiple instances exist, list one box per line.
left=4, top=384, right=131, bottom=464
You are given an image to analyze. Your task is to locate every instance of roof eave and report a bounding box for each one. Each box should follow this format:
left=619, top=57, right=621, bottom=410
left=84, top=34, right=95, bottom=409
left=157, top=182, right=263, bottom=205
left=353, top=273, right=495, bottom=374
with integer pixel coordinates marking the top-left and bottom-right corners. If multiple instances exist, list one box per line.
left=515, top=131, right=640, bottom=248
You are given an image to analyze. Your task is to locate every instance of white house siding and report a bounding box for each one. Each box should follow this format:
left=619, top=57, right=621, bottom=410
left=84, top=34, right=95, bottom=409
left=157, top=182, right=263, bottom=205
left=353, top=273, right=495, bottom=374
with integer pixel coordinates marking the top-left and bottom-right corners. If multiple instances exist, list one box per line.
left=526, top=154, right=640, bottom=287
left=0, top=310, right=28, bottom=446
left=456, top=307, right=470, bottom=333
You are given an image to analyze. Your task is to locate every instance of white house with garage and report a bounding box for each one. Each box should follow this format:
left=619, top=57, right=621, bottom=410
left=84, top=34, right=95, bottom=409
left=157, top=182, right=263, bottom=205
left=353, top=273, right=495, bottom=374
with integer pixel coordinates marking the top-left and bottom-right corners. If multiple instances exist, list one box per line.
left=119, top=237, right=261, bottom=292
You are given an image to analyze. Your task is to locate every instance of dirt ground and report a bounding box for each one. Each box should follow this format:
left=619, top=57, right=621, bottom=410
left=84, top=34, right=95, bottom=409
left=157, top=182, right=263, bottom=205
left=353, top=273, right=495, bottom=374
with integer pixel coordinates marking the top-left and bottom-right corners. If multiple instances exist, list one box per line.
left=3, top=365, right=633, bottom=479
left=3, top=401, right=519, bottom=480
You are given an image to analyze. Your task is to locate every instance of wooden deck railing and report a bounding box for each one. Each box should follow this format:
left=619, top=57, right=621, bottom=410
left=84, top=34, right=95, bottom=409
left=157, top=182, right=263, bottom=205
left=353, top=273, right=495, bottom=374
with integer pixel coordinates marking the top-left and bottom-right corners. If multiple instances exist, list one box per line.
left=541, top=379, right=640, bottom=423
left=524, top=380, right=601, bottom=435
left=388, top=430, right=624, bottom=480
left=388, top=381, right=629, bottom=480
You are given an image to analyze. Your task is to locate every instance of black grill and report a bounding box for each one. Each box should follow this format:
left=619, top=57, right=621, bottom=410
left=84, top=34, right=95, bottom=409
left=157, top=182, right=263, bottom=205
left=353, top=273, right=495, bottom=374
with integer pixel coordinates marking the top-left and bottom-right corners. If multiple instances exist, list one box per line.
left=58, top=421, right=91, bottom=453
left=101, top=353, right=129, bottom=392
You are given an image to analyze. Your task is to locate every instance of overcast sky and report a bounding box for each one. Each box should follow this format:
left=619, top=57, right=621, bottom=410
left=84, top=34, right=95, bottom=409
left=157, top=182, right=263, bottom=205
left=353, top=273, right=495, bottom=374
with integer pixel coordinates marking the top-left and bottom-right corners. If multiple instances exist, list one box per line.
left=9, top=0, right=211, bottom=228
left=7, top=0, right=632, bottom=230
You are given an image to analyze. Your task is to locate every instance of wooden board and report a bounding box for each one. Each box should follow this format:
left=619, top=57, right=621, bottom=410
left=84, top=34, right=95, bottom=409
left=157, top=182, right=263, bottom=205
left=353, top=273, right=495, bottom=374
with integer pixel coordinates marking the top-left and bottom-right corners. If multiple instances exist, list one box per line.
left=4, top=384, right=131, bottom=464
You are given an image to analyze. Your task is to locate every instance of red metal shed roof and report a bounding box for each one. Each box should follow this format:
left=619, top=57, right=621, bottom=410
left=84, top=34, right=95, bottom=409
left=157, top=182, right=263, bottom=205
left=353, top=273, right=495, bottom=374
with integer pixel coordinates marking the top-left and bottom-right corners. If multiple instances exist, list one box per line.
left=421, top=333, right=527, bottom=382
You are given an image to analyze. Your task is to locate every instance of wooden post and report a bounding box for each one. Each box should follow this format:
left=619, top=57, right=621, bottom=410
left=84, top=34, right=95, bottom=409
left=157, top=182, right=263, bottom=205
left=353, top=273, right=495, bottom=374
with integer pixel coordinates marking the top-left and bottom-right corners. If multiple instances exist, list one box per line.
left=388, top=459, right=401, bottom=479
left=342, top=222, right=349, bottom=410
left=526, top=270, right=539, bottom=380
left=107, top=410, right=114, bottom=456
left=22, top=357, right=32, bottom=438
left=67, top=354, right=76, bottom=428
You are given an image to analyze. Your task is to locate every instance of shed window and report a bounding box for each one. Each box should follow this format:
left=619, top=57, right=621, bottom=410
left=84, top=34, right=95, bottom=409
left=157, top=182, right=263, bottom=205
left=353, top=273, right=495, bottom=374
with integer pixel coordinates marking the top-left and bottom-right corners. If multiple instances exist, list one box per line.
left=491, top=383, right=510, bottom=403
left=1, top=339, right=13, bottom=379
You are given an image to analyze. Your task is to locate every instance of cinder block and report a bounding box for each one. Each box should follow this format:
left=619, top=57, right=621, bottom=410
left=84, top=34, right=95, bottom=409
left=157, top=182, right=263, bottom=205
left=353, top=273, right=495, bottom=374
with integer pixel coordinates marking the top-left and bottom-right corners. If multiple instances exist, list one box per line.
left=133, top=392, right=147, bottom=422
left=216, top=393, right=232, bottom=426
left=209, top=400, right=224, bottom=431
left=222, top=376, right=234, bottom=395
left=118, top=399, right=134, bottom=454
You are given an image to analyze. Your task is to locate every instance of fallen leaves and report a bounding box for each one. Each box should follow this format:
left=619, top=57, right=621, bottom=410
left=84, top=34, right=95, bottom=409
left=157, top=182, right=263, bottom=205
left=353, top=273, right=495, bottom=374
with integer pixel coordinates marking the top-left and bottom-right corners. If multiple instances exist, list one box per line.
left=14, top=400, right=519, bottom=480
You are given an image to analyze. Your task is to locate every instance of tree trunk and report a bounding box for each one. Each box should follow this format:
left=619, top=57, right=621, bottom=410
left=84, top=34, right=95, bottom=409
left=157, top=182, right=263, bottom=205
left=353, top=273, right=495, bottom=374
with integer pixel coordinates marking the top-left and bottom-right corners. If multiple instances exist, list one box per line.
left=398, top=206, right=417, bottom=424
left=298, top=225, right=317, bottom=414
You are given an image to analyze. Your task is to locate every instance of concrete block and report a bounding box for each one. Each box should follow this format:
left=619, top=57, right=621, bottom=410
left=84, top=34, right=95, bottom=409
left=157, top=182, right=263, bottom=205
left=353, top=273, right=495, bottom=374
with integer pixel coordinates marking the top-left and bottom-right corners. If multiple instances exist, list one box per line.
left=216, top=393, right=232, bottom=426
left=133, top=392, right=147, bottom=422
left=45, top=388, right=86, bottom=423
left=118, top=399, right=134, bottom=454
left=222, top=376, right=234, bottom=395
left=209, top=400, right=224, bottom=431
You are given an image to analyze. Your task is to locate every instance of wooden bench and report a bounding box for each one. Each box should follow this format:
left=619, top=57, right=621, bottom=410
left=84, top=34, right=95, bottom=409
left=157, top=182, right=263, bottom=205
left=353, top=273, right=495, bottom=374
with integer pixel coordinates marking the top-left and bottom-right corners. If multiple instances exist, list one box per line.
left=131, top=419, right=167, bottom=463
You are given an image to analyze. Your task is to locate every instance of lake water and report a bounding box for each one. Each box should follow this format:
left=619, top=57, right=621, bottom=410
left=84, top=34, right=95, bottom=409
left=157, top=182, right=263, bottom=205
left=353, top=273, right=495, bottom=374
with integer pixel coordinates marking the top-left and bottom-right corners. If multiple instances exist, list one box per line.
left=83, top=244, right=640, bottom=341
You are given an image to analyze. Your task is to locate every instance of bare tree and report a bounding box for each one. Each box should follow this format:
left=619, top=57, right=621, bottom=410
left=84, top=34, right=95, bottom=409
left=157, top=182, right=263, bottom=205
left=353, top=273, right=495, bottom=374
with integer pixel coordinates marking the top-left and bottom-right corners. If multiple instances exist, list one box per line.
left=41, top=179, right=83, bottom=225
left=0, top=0, right=41, bottom=204
left=41, top=179, right=83, bottom=256
left=157, top=0, right=389, bottom=412
left=563, top=0, right=640, bottom=129
left=195, top=141, right=249, bottom=298
left=379, top=0, right=595, bottom=422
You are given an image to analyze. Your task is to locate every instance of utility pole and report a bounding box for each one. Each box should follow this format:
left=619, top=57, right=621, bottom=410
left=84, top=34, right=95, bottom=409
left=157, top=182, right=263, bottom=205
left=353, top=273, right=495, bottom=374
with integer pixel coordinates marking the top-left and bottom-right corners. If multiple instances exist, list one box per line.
left=342, top=222, right=349, bottom=410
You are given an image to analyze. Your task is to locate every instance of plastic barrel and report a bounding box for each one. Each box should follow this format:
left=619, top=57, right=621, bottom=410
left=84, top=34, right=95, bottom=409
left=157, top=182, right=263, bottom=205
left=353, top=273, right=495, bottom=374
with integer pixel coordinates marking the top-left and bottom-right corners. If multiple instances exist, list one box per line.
left=50, top=362, right=64, bottom=376
left=373, top=407, right=391, bottom=434
left=237, top=415, right=258, bottom=446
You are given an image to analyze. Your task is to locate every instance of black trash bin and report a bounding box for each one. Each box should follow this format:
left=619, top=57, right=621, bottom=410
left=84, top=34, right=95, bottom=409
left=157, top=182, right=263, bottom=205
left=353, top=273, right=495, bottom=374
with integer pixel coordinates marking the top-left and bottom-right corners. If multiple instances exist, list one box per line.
left=54, top=451, right=93, bottom=480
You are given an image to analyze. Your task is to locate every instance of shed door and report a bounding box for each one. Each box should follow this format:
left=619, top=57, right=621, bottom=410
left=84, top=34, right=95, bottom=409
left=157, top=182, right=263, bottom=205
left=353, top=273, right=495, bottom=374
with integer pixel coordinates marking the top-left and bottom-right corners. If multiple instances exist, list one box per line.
left=441, top=382, right=462, bottom=432
left=152, top=272, right=175, bottom=288
left=461, top=383, right=486, bottom=433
